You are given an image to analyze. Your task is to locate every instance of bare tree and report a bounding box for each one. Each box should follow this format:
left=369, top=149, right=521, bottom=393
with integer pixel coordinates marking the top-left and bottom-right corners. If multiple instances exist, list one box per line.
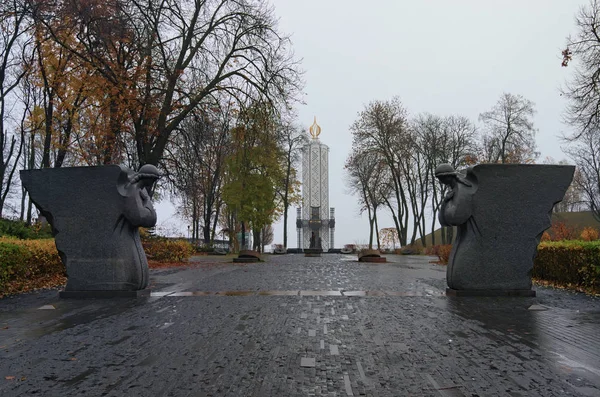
left=33, top=0, right=303, bottom=167
left=540, top=157, right=586, bottom=213
left=276, top=121, right=307, bottom=248
left=0, top=0, right=33, bottom=216
left=561, top=0, right=600, bottom=135
left=163, top=100, right=232, bottom=245
left=349, top=97, right=412, bottom=246
left=413, top=114, right=477, bottom=245
left=345, top=150, right=390, bottom=250
left=563, top=129, right=600, bottom=221
left=479, top=93, right=538, bottom=164
left=260, top=224, right=274, bottom=252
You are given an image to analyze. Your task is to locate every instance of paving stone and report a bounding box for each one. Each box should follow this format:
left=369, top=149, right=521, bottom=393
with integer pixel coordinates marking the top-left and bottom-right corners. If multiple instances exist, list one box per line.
left=0, top=254, right=598, bottom=397
left=330, top=345, right=339, bottom=355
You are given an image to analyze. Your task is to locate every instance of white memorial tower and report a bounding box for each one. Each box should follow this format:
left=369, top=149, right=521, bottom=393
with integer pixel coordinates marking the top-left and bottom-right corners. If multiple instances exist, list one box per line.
left=296, top=117, right=335, bottom=251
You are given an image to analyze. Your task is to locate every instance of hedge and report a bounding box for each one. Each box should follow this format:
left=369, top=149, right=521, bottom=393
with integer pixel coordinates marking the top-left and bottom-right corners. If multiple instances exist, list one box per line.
left=143, top=238, right=194, bottom=262
left=534, top=241, right=600, bottom=292
left=0, top=237, right=64, bottom=289
left=426, top=240, right=600, bottom=293
left=0, top=218, right=53, bottom=239
left=1, top=234, right=194, bottom=296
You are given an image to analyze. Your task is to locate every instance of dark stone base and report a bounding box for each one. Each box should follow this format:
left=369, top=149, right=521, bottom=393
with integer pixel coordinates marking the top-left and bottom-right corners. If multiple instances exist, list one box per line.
left=446, top=288, right=536, bottom=297
left=59, top=289, right=151, bottom=299
left=233, top=257, right=260, bottom=263
left=304, top=248, right=323, bottom=257
left=238, top=249, right=261, bottom=259
left=359, top=256, right=387, bottom=263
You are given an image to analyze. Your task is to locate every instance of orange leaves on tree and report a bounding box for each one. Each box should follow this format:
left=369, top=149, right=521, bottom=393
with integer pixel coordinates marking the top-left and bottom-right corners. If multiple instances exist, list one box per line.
left=561, top=48, right=572, bottom=67
left=546, top=221, right=578, bottom=241
left=580, top=227, right=599, bottom=241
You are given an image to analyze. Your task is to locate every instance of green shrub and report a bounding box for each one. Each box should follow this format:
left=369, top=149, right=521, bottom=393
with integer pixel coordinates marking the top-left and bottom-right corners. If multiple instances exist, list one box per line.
left=0, top=218, right=53, bottom=239
left=0, top=242, right=31, bottom=287
left=0, top=238, right=63, bottom=289
left=534, top=241, right=600, bottom=292
left=144, top=239, right=194, bottom=262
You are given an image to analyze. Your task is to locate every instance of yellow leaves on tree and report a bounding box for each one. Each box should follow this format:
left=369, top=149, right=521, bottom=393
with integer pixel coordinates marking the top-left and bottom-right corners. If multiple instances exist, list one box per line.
left=222, top=106, right=286, bottom=234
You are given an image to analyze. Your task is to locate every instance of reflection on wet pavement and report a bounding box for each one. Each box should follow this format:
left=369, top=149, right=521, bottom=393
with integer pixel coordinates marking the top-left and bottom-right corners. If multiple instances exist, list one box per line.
left=0, top=254, right=598, bottom=396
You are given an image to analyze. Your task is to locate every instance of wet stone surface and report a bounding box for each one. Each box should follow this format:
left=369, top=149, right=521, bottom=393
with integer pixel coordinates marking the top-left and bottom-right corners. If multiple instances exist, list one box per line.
left=0, top=254, right=599, bottom=396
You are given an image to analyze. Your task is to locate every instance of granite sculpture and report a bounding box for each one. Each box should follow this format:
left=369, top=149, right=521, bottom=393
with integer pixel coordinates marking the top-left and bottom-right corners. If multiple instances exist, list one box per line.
left=435, top=163, right=575, bottom=295
left=20, top=165, right=160, bottom=297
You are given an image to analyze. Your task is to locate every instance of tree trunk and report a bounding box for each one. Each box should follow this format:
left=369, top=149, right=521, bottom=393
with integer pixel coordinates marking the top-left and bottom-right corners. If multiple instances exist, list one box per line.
left=241, top=221, right=246, bottom=251
left=374, top=210, right=380, bottom=250
left=26, top=199, right=33, bottom=225
left=211, top=201, right=221, bottom=243
left=191, top=197, right=197, bottom=244
left=253, top=228, right=261, bottom=253
left=384, top=197, right=403, bottom=248
left=283, top=203, right=288, bottom=248
left=430, top=213, right=437, bottom=247
left=367, top=205, right=374, bottom=249
left=203, top=223, right=211, bottom=247
left=20, top=188, right=26, bottom=221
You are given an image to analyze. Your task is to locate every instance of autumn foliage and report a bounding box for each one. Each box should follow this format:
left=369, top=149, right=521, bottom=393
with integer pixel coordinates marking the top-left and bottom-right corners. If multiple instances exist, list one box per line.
left=580, top=227, right=599, bottom=241
left=534, top=241, right=600, bottom=294
left=426, top=244, right=452, bottom=265
left=143, top=239, right=194, bottom=262
left=0, top=237, right=65, bottom=296
left=545, top=221, right=578, bottom=241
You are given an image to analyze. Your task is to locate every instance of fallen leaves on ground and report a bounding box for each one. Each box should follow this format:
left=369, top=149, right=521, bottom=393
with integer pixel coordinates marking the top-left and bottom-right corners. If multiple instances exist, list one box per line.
left=428, top=260, right=447, bottom=265
left=532, top=278, right=600, bottom=296
left=148, top=260, right=232, bottom=270
left=0, top=274, right=67, bottom=299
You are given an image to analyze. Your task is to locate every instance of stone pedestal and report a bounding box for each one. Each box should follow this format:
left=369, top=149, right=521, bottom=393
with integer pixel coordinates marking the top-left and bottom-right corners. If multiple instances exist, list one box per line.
left=234, top=250, right=261, bottom=263
left=446, top=288, right=536, bottom=297
left=304, top=248, right=322, bottom=257
left=59, top=289, right=151, bottom=299
left=358, top=249, right=386, bottom=263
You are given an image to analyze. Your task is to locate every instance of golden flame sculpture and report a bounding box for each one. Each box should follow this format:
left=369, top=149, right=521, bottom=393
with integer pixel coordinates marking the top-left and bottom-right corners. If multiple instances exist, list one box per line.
left=309, top=116, right=321, bottom=139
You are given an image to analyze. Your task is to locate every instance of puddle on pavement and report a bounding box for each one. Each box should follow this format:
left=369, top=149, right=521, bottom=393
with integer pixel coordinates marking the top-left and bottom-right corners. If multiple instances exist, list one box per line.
left=300, top=290, right=343, bottom=296
left=216, top=291, right=256, bottom=296
left=167, top=291, right=214, bottom=296
left=343, top=291, right=367, bottom=296
left=258, top=291, right=299, bottom=296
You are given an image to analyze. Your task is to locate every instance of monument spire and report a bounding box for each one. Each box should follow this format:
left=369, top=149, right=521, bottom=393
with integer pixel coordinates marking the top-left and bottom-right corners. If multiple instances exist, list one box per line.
left=296, top=116, right=335, bottom=252
left=309, top=116, right=321, bottom=139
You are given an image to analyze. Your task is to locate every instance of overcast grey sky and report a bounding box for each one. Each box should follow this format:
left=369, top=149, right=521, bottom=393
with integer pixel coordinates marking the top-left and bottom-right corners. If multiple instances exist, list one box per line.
left=155, top=0, right=586, bottom=247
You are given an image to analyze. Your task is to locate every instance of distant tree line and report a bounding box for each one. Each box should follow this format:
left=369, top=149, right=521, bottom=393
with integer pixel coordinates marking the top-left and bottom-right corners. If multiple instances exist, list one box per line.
left=345, top=0, right=600, bottom=250
left=561, top=0, right=600, bottom=223
left=0, top=0, right=305, bottom=251
left=345, top=92, right=588, bottom=250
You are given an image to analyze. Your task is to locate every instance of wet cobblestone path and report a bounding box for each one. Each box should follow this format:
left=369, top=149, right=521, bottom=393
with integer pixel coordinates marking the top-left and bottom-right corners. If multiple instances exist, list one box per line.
left=1, top=254, right=599, bottom=396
